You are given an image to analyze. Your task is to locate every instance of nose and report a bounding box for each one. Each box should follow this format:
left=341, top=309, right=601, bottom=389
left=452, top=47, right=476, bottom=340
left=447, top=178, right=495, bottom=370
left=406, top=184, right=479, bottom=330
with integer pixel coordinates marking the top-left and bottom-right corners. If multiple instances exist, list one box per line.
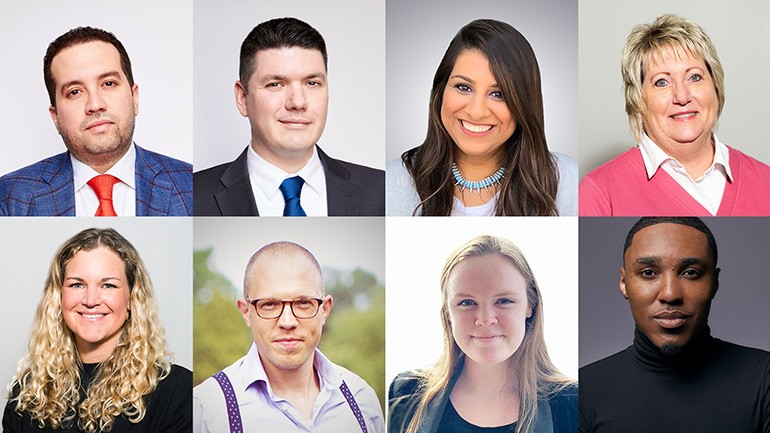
left=82, top=286, right=102, bottom=308
left=474, top=304, right=498, bottom=327
left=657, top=274, right=684, bottom=305
left=671, top=82, right=692, bottom=106
left=285, top=83, right=308, bottom=111
left=465, top=93, right=489, bottom=120
left=276, top=301, right=300, bottom=329
left=85, top=89, right=107, bottom=114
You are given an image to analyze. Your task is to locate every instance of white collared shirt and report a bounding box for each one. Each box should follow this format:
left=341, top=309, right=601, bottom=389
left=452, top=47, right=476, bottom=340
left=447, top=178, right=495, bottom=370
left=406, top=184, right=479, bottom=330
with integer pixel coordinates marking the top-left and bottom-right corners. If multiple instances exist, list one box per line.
left=72, top=143, right=136, bottom=216
left=246, top=146, right=328, bottom=216
left=638, top=133, right=732, bottom=215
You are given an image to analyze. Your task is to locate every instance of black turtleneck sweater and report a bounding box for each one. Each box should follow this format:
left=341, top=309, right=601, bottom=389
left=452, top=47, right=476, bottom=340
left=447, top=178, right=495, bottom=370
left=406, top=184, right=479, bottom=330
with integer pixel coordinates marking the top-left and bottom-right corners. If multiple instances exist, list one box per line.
left=579, top=328, right=770, bottom=433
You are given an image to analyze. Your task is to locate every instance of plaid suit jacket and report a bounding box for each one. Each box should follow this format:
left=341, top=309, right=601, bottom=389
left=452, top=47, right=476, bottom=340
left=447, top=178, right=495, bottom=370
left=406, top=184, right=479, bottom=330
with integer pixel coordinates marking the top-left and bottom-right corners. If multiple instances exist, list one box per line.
left=0, top=144, right=192, bottom=216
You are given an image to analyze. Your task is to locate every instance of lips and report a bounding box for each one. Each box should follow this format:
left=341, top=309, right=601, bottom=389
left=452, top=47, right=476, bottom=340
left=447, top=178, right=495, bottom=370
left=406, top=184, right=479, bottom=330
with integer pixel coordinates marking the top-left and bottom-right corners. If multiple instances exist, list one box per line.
left=472, top=334, right=502, bottom=342
left=85, top=119, right=114, bottom=131
left=274, top=337, right=303, bottom=350
left=460, top=120, right=493, bottom=134
left=652, top=310, right=691, bottom=329
left=279, top=118, right=311, bottom=128
left=669, top=111, right=697, bottom=120
left=78, top=312, right=108, bottom=321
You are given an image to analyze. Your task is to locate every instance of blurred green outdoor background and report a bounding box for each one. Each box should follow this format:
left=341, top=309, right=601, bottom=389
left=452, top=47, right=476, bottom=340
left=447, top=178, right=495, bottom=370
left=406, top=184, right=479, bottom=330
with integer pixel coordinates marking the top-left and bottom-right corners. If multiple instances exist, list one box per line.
left=193, top=247, right=386, bottom=413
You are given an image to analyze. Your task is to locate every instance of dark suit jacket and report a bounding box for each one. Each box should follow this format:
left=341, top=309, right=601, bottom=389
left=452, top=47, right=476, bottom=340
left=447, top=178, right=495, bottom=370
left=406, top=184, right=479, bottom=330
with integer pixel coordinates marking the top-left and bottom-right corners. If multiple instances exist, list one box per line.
left=193, top=145, right=385, bottom=216
left=388, top=359, right=577, bottom=433
left=0, top=145, right=192, bottom=216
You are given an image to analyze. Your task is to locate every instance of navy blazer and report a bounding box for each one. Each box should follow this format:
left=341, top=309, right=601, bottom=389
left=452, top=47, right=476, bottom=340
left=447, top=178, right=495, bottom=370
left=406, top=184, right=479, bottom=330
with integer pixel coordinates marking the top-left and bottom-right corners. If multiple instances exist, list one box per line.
left=388, top=360, right=578, bottom=433
left=193, top=145, right=385, bottom=216
left=0, top=145, right=192, bottom=216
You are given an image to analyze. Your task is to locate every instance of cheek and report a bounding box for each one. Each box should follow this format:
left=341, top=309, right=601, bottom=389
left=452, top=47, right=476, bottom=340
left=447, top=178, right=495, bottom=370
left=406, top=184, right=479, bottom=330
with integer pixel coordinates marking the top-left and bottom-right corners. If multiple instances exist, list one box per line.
left=440, top=90, right=459, bottom=126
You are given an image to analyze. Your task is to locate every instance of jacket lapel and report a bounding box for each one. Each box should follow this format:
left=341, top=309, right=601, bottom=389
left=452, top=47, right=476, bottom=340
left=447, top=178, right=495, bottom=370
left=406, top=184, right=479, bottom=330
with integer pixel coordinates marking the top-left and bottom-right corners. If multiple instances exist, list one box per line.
left=215, top=148, right=260, bottom=216
left=318, top=146, right=361, bottom=216
left=134, top=145, right=170, bottom=216
left=35, top=153, right=76, bottom=216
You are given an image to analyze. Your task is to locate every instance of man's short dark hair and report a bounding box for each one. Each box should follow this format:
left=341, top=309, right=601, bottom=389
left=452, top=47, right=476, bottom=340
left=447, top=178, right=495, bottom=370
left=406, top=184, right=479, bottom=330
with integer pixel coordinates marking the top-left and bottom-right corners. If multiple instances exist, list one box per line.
left=623, top=217, right=718, bottom=266
left=44, top=26, right=134, bottom=107
left=239, top=17, right=327, bottom=91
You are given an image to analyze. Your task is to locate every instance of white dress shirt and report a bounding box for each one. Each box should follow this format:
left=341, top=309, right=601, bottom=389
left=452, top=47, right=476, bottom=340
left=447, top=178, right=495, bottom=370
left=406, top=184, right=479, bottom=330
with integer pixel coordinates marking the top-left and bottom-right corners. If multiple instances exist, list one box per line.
left=72, top=143, right=136, bottom=216
left=246, top=146, right=328, bottom=216
left=638, top=133, right=732, bottom=216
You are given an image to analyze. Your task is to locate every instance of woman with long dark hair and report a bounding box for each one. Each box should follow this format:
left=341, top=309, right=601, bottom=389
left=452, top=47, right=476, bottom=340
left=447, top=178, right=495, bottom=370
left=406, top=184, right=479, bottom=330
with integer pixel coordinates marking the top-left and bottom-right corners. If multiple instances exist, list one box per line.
left=387, top=19, right=577, bottom=216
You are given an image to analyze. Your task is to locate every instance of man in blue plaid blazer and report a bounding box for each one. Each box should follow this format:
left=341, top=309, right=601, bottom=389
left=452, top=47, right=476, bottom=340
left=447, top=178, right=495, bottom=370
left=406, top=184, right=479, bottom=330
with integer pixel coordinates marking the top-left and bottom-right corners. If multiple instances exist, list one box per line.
left=0, top=26, right=191, bottom=216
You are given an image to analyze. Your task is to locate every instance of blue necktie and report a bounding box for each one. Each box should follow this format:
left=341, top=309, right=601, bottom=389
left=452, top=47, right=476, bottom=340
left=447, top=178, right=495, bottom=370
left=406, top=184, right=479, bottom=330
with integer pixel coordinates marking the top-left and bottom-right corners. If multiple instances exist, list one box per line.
left=279, top=176, right=307, bottom=216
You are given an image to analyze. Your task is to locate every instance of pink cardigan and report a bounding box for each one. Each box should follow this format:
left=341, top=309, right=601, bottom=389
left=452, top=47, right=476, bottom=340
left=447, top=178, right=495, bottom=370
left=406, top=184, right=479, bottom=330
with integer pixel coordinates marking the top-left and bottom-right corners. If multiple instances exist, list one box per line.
left=579, top=146, right=770, bottom=216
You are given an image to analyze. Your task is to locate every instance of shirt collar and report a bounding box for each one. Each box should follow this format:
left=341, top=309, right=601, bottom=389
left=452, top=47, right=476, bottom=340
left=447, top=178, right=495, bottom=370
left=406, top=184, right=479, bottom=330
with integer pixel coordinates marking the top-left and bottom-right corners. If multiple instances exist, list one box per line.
left=240, top=342, right=342, bottom=397
left=71, top=143, right=137, bottom=191
left=638, top=132, right=732, bottom=181
left=246, top=145, right=324, bottom=199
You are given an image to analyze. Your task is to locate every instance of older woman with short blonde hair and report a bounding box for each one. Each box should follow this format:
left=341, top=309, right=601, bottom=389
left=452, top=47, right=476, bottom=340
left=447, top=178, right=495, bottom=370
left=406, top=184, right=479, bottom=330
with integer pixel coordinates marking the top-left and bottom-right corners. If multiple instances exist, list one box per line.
left=580, top=14, right=770, bottom=216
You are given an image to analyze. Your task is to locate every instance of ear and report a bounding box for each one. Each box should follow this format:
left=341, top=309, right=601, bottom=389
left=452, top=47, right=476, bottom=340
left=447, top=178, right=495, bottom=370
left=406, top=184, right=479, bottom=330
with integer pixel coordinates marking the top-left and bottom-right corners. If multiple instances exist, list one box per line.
left=237, top=298, right=251, bottom=328
left=131, top=83, right=139, bottom=116
left=526, top=306, right=533, bottom=319
left=234, top=80, right=249, bottom=117
left=320, top=295, right=333, bottom=324
left=49, top=105, right=60, bottom=133
left=711, top=267, right=720, bottom=299
left=619, top=266, right=629, bottom=299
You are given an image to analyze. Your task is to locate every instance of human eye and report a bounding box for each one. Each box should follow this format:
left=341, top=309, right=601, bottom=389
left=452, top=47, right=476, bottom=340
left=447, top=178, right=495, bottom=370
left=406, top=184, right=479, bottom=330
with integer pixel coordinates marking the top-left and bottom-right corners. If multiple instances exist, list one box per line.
left=688, top=73, right=703, bottom=82
left=293, top=298, right=317, bottom=310
left=456, top=299, right=476, bottom=307
left=653, top=78, right=668, bottom=87
left=453, top=83, right=472, bottom=94
left=257, top=299, right=281, bottom=311
left=67, top=281, right=85, bottom=289
left=307, top=80, right=322, bottom=87
left=638, top=269, right=658, bottom=279
left=265, top=82, right=282, bottom=89
left=681, top=268, right=703, bottom=279
left=489, top=90, right=504, bottom=101
left=66, top=88, right=82, bottom=98
left=102, top=283, right=118, bottom=289
left=495, top=298, right=515, bottom=306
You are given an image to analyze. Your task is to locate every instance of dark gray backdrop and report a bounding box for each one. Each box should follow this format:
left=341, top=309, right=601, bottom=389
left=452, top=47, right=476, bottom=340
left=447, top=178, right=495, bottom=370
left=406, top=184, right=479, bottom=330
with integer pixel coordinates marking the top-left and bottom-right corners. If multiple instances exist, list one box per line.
left=580, top=217, right=770, bottom=367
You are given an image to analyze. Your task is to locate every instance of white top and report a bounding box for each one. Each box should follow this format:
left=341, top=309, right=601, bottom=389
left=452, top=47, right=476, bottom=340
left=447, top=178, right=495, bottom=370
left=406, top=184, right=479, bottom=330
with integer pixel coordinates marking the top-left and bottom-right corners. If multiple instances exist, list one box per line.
left=193, top=343, right=385, bottom=433
left=638, top=132, right=731, bottom=216
left=247, top=146, right=328, bottom=216
left=72, top=143, right=136, bottom=216
left=385, top=152, right=578, bottom=216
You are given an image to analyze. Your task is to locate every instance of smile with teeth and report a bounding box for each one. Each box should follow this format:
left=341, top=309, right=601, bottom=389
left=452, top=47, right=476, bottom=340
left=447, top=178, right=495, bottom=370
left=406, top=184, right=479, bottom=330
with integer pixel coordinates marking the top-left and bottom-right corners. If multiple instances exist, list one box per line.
left=461, top=120, right=493, bottom=133
left=670, top=112, right=697, bottom=119
left=80, top=313, right=107, bottom=320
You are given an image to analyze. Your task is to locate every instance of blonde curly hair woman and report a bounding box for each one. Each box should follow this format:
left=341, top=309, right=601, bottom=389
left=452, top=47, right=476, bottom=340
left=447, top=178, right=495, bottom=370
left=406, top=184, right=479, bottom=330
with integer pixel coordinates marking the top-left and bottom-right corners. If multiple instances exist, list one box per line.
left=3, top=228, right=190, bottom=433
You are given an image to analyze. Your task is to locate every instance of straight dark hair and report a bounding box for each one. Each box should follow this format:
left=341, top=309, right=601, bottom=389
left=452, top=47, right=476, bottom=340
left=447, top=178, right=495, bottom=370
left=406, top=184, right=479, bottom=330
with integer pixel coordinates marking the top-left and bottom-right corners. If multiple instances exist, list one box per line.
left=402, top=19, right=559, bottom=216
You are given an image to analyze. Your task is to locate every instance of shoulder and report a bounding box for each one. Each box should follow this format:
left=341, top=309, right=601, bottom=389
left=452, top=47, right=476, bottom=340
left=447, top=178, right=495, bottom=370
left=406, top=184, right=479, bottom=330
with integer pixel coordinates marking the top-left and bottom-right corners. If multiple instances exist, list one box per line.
left=388, top=370, right=423, bottom=401
left=579, top=348, right=630, bottom=386
left=385, top=158, right=420, bottom=216
left=582, top=147, right=642, bottom=182
left=712, top=338, right=770, bottom=366
left=136, top=145, right=192, bottom=173
left=727, top=146, right=770, bottom=177
left=193, top=160, right=237, bottom=189
left=551, top=152, right=578, bottom=216
left=547, top=383, right=578, bottom=432
left=151, top=364, right=192, bottom=402
left=323, top=153, right=385, bottom=185
left=0, top=153, right=68, bottom=187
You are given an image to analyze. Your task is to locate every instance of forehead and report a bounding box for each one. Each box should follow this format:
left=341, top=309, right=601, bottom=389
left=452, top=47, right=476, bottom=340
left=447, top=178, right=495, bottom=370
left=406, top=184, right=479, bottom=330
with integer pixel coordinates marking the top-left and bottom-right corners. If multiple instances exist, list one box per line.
left=450, top=49, right=495, bottom=81
left=625, top=223, right=712, bottom=264
left=246, top=253, right=323, bottom=298
left=644, top=45, right=707, bottom=73
left=65, top=246, right=126, bottom=274
left=50, top=40, right=124, bottom=81
left=251, top=47, right=326, bottom=80
left=447, top=254, right=527, bottom=296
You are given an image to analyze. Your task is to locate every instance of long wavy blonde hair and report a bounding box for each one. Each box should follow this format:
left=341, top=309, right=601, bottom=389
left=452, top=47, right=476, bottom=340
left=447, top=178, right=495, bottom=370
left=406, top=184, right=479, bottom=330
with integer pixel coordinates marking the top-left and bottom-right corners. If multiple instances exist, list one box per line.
left=8, top=228, right=172, bottom=433
left=394, top=235, right=574, bottom=433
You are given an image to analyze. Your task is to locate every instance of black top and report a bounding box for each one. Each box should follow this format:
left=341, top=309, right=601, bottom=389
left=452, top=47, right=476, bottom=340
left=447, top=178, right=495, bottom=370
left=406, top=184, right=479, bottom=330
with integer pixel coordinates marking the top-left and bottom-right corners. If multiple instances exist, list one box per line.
left=579, top=327, right=770, bottom=433
left=389, top=363, right=578, bottom=433
left=436, top=400, right=518, bottom=433
left=3, top=364, right=191, bottom=433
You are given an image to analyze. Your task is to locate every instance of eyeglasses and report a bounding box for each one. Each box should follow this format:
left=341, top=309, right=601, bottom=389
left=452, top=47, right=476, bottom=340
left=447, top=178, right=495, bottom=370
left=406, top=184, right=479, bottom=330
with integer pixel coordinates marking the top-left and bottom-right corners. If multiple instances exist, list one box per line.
left=245, top=297, right=324, bottom=319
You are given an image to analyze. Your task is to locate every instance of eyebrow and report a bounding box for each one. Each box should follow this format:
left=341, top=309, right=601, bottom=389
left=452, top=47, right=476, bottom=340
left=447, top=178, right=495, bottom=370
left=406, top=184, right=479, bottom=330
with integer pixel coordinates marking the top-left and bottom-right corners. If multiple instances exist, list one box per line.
left=64, top=276, right=122, bottom=283
left=633, top=256, right=661, bottom=266
left=633, top=256, right=708, bottom=267
left=449, top=74, right=499, bottom=88
left=451, top=290, right=519, bottom=298
left=59, top=70, right=122, bottom=94
left=260, top=72, right=326, bottom=82
left=679, top=257, right=708, bottom=267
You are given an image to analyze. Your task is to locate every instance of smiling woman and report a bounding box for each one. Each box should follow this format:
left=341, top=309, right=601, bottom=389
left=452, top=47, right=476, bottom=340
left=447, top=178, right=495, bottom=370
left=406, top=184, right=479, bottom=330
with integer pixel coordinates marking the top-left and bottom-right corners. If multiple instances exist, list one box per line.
left=579, top=14, right=770, bottom=216
left=388, top=235, right=576, bottom=433
left=2, top=228, right=190, bottom=433
left=386, top=19, right=578, bottom=216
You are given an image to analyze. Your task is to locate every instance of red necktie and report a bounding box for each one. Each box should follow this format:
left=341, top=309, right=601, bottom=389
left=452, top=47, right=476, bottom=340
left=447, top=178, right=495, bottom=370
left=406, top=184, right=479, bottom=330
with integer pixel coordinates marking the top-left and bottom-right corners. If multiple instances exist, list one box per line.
left=87, top=174, right=120, bottom=216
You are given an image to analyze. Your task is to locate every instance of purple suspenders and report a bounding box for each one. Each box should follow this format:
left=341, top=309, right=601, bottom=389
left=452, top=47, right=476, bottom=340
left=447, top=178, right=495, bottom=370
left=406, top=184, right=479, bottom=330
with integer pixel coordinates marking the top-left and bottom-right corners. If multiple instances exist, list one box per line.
left=213, top=371, right=368, bottom=433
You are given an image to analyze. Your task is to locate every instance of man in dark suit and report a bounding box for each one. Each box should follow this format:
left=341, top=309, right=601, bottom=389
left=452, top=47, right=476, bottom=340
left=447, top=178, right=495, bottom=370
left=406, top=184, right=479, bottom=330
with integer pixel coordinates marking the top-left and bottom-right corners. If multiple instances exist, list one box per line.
left=193, top=18, right=384, bottom=216
left=0, top=26, right=192, bottom=216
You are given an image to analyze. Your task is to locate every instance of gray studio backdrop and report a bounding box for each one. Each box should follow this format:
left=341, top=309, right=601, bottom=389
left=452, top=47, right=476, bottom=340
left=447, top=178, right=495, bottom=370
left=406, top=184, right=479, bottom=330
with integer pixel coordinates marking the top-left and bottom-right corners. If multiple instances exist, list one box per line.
left=579, top=0, right=770, bottom=178
left=386, top=0, right=578, bottom=163
left=579, top=217, right=770, bottom=367
left=193, top=0, right=386, bottom=172
left=0, top=218, right=192, bottom=410
left=0, top=0, right=193, bottom=177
